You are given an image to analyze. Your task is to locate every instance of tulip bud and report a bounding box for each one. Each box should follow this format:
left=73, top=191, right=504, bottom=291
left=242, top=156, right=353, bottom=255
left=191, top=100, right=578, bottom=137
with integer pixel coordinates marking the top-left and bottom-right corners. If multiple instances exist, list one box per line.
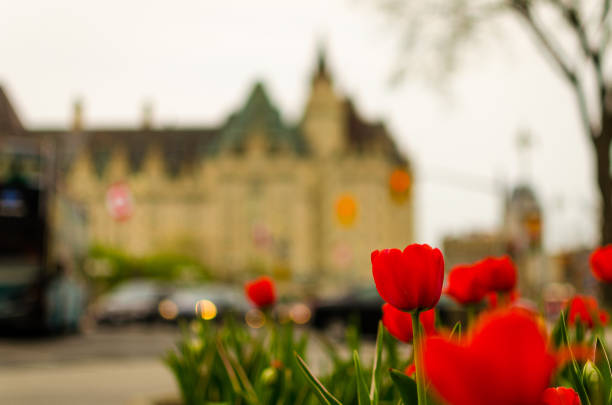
left=371, top=244, right=444, bottom=311
left=582, top=361, right=606, bottom=405
left=261, top=367, right=278, bottom=385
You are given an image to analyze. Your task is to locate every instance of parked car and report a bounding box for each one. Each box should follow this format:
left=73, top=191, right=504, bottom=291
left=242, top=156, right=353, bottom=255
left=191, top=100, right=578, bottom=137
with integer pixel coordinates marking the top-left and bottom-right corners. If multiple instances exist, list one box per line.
left=312, top=286, right=463, bottom=336
left=312, top=287, right=384, bottom=336
left=161, top=284, right=250, bottom=322
left=94, top=280, right=169, bottom=325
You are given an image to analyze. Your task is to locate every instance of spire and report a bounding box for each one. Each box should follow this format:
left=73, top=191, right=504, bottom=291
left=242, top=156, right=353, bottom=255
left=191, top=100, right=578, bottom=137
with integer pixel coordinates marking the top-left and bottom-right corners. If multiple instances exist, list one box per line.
left=0, top=85, right=23, bottom=132
left=141, top=101, right=153, bottom=130
left=72, top=98, right=83, bottom=132
left=313, top=42, right=331, bottom=83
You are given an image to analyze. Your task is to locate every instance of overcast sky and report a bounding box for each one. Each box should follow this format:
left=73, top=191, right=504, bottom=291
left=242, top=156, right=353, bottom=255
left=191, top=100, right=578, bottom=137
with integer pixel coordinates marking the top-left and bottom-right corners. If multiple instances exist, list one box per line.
left=0, top=0, right=598, bottom=252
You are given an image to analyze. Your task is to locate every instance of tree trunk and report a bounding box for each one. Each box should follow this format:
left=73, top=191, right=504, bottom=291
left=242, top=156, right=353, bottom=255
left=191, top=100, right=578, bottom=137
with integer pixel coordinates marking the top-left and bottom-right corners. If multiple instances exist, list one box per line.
left=595, top=132, right=612, bottom=245
left=595, top=109, right=612, bottom=306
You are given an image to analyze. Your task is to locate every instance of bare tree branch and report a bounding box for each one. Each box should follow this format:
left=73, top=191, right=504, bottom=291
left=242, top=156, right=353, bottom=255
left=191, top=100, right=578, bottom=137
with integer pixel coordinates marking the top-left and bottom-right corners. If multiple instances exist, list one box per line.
left=511, top=1, right=594, bottom=136
left=512, top=3, right=576, bottom=82
left=546, top=1, right=608, bottom=121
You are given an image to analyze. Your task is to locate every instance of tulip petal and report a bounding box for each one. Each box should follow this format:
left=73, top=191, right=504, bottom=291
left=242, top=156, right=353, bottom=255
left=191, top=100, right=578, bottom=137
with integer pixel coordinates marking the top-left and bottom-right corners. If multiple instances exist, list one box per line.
left=424, top=310, right=555, bottom=405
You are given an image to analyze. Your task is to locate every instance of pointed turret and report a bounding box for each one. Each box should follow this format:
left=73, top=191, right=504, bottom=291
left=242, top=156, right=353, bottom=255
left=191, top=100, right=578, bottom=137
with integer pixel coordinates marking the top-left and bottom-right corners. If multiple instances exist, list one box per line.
left=72, top=98, right=84, bottom=132
left=313, top=44, right=331, bottom=84
left=0, top=85, right=24, bottom=133
left=302, top=47, right=345, bottom=158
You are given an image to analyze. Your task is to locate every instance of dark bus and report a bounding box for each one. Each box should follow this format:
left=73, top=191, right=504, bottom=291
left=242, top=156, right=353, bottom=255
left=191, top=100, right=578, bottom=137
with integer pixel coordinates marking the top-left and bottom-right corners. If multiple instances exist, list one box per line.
left=0, top=135, right=87, bottom=333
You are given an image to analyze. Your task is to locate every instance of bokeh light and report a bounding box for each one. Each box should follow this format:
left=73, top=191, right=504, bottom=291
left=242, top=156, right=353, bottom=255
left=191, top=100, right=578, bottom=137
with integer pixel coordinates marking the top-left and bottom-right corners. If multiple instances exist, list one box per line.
left=195, top=299, right=217, bottom=320
left=289, top=303, right=311, bottom=325
left=275, top=304, right=291, bottom=324
left=158, top=299, right=178, bottom=320
left=245, top=308, right=265, bottom=328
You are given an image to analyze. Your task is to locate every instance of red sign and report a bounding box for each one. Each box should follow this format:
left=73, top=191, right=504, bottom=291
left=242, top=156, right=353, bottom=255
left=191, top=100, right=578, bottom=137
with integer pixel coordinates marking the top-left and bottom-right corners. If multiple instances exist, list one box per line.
left=106, top=182, right=133, bottom=222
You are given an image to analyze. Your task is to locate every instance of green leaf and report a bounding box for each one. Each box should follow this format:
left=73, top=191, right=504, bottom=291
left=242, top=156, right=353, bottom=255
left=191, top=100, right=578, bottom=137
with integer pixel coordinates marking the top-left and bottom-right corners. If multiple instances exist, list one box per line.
left=319, top=334, right=344, bottom=366
left=228, top=349, right=260, bottom=405
left=216, top=338, right=242, bottom=394
left=595, top=337, right=612, bottom=397
left=216, top=338, right=260, bottom=405
left=383, top=329, right=400, bottom=370
left=449, top=321, right=461, bottom=340
left=347, top=317, right=361, bottom=354
left=559, top=314, right=592, bottom=405
left=389, top=369, right=417, bottom=405
left=296, top=330, right=309, bottom=358
left=370, top=321, right=384, bottom=405
left=353, top=350, right=371, bottom=405
left=294, top=352, right=343, bottom=405
left=551, top=310, right=566, bottom=349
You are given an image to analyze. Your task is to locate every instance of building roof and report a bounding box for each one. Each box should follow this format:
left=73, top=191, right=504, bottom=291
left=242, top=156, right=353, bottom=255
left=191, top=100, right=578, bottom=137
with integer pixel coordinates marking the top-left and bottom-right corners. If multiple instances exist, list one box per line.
left=208, top=82, right=308, bottom=156
left=84, top=128, right=218, bottom=176
left=345, top=100, right=406, bottom=165
left=7, top=53, right=408, bottom=176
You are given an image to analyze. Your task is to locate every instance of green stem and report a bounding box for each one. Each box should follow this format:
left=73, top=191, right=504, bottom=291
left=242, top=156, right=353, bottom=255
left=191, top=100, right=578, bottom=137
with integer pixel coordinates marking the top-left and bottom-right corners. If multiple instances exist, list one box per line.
left=412, top=310, right=427, bottom=405
left=466, top=305, right=475, bottom=329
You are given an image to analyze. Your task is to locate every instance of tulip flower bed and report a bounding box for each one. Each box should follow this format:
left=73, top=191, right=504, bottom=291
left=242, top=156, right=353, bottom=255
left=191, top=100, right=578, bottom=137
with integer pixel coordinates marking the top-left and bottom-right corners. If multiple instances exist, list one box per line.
left=165, top=245, right=612, bottom=405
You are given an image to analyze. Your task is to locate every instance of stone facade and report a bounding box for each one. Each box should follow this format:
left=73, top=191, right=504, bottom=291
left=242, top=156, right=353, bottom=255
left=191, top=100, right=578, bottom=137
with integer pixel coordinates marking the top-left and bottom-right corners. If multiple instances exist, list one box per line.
left=2, top=54, right=414, bottom=291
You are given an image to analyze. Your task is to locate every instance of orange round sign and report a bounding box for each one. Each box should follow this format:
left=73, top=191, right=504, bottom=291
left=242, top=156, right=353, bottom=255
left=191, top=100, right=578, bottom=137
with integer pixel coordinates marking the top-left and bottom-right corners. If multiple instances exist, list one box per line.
left=389, top=168, right=411, bottom=204
left=335, top=194, right=357, bottom=227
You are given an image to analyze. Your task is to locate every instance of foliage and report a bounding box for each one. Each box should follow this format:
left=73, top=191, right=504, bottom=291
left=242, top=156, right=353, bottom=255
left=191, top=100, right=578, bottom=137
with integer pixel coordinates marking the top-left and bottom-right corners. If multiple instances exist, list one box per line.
left=164, top=247, right=612, bottom=405
left=165, top=316, right=404, bottom=405
left=87, top=244, right=210, bottom=291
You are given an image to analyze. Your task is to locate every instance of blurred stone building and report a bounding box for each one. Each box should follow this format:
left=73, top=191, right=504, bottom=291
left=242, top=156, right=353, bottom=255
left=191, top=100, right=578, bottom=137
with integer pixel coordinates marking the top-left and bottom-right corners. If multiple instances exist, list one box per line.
left=443, top=232, right=507, bottom=272
left=0, top=53, right=414, bottom=290
left=442, top=183, right=545, bottom=297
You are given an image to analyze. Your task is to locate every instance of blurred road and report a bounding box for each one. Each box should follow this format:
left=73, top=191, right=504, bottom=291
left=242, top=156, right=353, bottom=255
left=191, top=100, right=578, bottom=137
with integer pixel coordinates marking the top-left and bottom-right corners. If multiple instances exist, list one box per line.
left=0, top=325, right=180, bottom=405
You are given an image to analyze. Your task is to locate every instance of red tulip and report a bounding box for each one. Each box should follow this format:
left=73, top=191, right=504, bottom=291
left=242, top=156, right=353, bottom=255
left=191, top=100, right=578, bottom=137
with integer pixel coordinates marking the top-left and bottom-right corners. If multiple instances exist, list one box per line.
left=245, top=276, right=276, bottom=308
left=590, top=245, right=612, bottom=283
left=485, top=291, right=498, bottom=309
left=445, top=264, right=487, bottom=305
left=540, top=387, right=580, bottom=405
left=479, top=256, right=517, bottom=292
left=486, top=290, right=519, bottom=310
left=382, top=303, right=436, bottom=343
left=566, top=295, right=608, bottom=329
left=423, top=309, right=556, bottom=405
left=371, top=244, right=444, bottom=311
